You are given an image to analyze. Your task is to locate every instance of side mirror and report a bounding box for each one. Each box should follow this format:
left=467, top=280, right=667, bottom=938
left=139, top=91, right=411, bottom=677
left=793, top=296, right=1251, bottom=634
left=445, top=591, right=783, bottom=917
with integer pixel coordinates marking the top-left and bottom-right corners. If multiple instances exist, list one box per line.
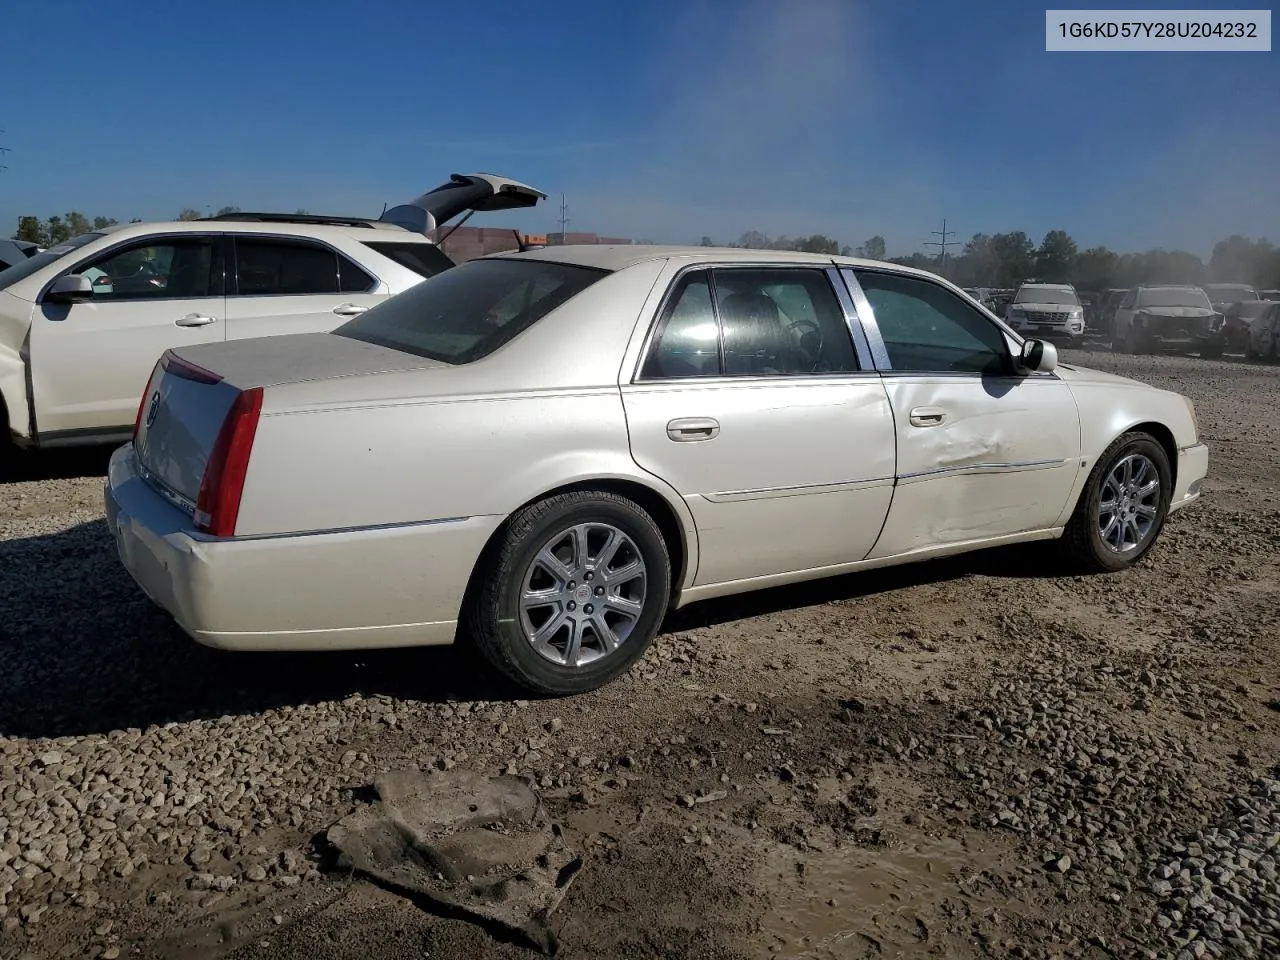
left=45, top=274, right=94, bottom=304
left=1018, top=338, right=1058, bottom=374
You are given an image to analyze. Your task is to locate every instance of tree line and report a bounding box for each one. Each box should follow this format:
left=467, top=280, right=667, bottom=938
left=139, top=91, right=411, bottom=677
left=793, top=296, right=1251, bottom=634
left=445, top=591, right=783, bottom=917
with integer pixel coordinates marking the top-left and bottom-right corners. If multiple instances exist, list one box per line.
left=698, top=229, right=1280, bottom=290
left=12, top=206, right=308, bottom=247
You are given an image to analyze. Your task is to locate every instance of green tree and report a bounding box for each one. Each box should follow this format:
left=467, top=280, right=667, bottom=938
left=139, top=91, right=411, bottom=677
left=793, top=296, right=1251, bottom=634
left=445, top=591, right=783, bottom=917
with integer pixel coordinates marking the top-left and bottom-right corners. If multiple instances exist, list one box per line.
left=856, top=235, right=887, bottom=260
left=176, top=208, right=202, bottom=221
left=1035, top=229, right=1078, bottom=282
left=792, top=234, right=842, bottom=255
left=15, top=216, right=46, bottom=245
left=215, top=205, right=241, bottom=216
left=699, top=236, right=715, bottom=247
left=989, top=232, right=1036, bottom=287
left=64, top=212, right=92, bottom=237
left=45, top=215, right=70, bottom=244
left=1070, top=246, right=1120, bottom=290
left=93, top=216, right=119, bottom=230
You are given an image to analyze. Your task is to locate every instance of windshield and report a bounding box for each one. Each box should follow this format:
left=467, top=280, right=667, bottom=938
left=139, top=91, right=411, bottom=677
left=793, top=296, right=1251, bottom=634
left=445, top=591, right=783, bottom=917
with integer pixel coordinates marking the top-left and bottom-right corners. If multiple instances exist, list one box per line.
left=0, top=233, right=104, bottom=293
left=1203, top=284, right=1256, bottom=302
left=1014, top=286, right=1079, bottom=305
left=1138, top=287, right=1212, bottom=309
left=334, top=257, right=608, bottom=364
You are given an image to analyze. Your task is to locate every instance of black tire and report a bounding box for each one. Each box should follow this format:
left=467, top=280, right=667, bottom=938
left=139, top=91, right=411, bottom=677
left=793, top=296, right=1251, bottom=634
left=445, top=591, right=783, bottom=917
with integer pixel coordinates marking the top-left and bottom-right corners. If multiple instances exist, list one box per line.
left=1061, top=432, right=1173, bottom=573
left=468, top=490, right=672, bottom=695
left=1200, top=340, right=1224, bottom=360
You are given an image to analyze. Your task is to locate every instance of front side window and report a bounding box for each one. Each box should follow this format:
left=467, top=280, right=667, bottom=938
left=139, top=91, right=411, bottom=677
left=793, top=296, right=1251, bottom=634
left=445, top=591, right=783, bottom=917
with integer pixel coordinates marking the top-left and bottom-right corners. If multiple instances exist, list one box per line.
left=1120, top=289, right=1137, bottom=308
left=74, top=237, right=220, bottom=300
left=335, top=257, right=606, bottom=364
left=854, top=270, right=1010, bottom=375
left=235, top=238, right=339, bottom=296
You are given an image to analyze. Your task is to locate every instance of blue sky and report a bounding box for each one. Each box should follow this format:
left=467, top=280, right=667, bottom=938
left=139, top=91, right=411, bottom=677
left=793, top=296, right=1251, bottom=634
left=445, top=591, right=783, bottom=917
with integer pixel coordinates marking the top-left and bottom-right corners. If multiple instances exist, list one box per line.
left=3, top=0, right=1276, bottom=257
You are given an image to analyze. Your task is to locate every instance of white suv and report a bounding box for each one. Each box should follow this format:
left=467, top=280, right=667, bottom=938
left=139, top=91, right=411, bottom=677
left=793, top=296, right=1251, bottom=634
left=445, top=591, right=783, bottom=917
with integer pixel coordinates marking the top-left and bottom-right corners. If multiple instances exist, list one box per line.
left=1004, top=282, right=1086, bottom=345
left=0, top=173, right=544, bottom=454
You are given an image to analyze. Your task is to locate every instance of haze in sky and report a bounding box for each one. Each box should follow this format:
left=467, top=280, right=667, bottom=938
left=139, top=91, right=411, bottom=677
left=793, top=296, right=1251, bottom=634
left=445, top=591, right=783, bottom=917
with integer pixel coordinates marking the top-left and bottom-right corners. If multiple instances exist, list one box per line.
left=3, top=0, right=1277, bottom=255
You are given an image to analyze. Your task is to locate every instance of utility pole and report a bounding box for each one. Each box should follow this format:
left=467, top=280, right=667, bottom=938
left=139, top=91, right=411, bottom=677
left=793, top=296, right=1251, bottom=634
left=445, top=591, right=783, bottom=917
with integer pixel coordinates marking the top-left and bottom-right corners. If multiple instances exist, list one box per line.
left=0, top=130, right=9, bottom=172
left=923, top=217, right=957, bottom=267
left=556, top=194, right=570, bottom=244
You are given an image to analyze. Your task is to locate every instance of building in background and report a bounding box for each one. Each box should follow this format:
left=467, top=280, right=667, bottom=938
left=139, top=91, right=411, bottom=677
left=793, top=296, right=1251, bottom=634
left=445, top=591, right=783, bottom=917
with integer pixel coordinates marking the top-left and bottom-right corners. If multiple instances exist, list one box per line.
left=434, top=227, right=631, bottom=263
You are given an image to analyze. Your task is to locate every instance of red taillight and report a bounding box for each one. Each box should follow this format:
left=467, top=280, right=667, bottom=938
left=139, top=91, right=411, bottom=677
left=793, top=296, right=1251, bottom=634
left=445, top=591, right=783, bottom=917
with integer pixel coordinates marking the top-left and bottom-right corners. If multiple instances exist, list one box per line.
left=161, top=349, right=223, bottom=385
left=133, top=384, right=150, bottom=440
left=194, top=388, right=264, bottom=538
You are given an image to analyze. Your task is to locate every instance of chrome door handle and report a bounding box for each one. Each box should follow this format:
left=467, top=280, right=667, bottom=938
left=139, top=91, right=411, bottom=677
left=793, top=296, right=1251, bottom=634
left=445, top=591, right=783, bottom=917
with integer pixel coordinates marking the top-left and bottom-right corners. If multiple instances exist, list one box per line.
left=908, top=406, right=947, bottom=427
left=667, top=417, right=720, bottom=442
left=175, top=313, right=217, bottom=327
left=332, top=302, right=370, bottom=317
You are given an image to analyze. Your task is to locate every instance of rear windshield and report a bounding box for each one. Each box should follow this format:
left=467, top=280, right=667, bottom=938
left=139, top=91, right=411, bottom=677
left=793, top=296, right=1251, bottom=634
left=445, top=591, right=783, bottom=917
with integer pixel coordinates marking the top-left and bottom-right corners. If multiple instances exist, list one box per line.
left=361, top=240, right=455, bottom=279
left=1014, top=286, right=1079, bottom=305
left=1138, top=287, right=1212, bottom=309
left=0, top=232, right=103, bottom=293
left=334, top=257, right=608, bottom=364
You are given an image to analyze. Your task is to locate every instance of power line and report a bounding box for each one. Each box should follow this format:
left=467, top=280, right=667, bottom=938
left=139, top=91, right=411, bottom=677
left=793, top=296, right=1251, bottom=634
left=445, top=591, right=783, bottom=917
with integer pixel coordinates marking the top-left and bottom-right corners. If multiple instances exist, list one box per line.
left=923, top=217, right=957, bottom=265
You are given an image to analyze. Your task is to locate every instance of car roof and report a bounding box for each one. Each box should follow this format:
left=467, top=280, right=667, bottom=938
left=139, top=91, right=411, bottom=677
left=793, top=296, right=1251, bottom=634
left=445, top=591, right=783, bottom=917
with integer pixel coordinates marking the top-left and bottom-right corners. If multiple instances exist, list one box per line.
left=483, top=243, right=945, bottom=279
left=1018, top=281, right=1074, bottom=288
left=88, top=219, right=437, bottom=244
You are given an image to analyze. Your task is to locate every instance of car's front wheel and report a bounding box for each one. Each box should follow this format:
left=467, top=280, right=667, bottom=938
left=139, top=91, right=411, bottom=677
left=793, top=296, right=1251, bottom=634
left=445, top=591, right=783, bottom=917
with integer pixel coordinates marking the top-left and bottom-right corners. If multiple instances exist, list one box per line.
left=468, top=490, right=672, bottom=695
left=1061, top=432, right=1173, bottom=573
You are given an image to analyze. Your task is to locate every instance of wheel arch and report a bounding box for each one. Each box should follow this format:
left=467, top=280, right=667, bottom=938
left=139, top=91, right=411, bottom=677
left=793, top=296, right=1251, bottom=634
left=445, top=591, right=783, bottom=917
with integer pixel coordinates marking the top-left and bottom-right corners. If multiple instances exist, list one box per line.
left=455, top=474, right=697, bottom=644
left=1125, top=420, right=1178, bottom=490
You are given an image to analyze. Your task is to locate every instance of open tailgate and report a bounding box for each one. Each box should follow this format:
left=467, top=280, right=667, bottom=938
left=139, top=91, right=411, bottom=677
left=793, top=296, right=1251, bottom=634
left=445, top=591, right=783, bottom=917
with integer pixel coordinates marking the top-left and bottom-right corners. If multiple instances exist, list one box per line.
left=380, top=173, right=547, bottom=234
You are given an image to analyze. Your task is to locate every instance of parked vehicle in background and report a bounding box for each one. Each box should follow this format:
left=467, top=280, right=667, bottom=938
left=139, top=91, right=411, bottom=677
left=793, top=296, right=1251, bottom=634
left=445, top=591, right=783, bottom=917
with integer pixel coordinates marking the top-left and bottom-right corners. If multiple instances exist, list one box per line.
left=1095, top=288, right=1129, bottom=337
left=105, top=245, right=1206, bottom=695
left=1222, top=300, right=1275, bottom=355
left=1260, top=289, right=1280, bottom=301
left=1203, top=283, right=1259, bottom=351
left=1004, top=282, right=1086, bottom=345
left=961, top=286, right=998, bottom=311
left=1112, top=285, right=1224, bottom=357
left=0, top=239, right=39, bottom=271
left=0, top=173, right=545, bottom=458
left=1245, top=300, right=1280, bottom=360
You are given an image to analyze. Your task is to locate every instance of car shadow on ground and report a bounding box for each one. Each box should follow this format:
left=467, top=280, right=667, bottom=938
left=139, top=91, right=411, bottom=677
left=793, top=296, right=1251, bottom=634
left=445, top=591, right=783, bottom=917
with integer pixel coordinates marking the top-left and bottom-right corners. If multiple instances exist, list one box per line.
left=0, top=519, right=1080, bottom=741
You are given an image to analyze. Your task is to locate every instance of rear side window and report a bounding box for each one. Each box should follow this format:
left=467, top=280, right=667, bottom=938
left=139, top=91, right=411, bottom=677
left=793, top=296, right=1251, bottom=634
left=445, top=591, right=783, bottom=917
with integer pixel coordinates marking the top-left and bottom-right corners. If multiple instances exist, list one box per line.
left=361, top=241, right=455, bottom=279
left=335, top=257, right=607, bottom=364
left=235, top=238, right=355, bottom=296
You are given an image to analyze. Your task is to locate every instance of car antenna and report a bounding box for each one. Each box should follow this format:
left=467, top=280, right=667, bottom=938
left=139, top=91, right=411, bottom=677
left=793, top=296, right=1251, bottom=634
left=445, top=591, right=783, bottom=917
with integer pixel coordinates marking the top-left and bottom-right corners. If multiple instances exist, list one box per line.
left=513, top=229, right=528, bottom=253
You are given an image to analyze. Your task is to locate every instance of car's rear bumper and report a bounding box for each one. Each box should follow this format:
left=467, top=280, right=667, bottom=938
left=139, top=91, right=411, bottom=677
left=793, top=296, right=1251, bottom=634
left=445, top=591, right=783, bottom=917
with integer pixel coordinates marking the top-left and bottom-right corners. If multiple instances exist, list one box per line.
left=104, top=444, right=502, bottom=651
left=1168, top=441, right=1209, bottom=514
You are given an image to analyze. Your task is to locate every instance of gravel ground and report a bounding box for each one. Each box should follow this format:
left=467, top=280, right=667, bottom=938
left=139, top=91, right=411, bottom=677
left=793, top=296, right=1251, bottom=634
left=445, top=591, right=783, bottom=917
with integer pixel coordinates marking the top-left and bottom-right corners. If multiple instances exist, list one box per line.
left=1, top=348, right=1278, bottom=960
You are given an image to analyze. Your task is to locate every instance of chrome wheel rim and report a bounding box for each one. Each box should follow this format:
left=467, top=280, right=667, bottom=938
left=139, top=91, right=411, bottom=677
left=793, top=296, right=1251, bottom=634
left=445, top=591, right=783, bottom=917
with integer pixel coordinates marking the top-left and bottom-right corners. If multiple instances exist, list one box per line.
left=518, top=522, right=648, bottom=667
left=1098, top=453, right=1160, bottom=554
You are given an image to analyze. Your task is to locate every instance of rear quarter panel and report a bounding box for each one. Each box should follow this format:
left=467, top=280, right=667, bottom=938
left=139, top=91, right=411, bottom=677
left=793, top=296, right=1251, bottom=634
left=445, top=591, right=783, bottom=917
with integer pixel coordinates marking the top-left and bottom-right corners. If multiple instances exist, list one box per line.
left=230, top=259, right=698, bottom=574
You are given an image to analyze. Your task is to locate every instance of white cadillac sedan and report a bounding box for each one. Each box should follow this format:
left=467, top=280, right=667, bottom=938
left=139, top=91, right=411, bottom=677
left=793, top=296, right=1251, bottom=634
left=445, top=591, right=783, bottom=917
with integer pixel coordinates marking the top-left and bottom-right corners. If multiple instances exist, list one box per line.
left=105, top=247, right=1209, bottom=694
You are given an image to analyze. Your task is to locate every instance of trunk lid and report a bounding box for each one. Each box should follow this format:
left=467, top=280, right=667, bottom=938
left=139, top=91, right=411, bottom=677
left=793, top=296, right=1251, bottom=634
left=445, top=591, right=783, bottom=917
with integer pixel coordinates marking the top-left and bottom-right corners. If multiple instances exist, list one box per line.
left=134, top=334, right=446, bottom=508
left=380, top=173, right=547, bottom=234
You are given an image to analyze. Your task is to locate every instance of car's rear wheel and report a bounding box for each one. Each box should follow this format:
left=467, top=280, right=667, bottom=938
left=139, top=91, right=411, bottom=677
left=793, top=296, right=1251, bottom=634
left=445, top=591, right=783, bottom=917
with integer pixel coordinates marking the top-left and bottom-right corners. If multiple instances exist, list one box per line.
left=1201, top=339, right=1224, bottom=360
left=1061, top=432, right=1172, bottom=573
left=468, top=490, right=672, bottom=695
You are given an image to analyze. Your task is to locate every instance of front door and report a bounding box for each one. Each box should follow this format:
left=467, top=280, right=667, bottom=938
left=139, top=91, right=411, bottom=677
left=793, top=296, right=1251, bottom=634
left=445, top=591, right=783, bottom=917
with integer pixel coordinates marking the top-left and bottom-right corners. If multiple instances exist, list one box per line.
left=842, top=267, right=1082, bottom=560
left=621, top=264, right=897, bottom=587
left=223, top=236, right=387, bottom=340
left=30, top=234, right=226, bottom=439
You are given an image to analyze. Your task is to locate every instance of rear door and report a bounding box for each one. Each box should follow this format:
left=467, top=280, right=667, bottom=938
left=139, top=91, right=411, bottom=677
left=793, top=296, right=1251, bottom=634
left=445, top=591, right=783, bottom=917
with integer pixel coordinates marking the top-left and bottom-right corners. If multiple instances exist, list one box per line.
left=29, top=233, right=226, bottom=439
left=223, top=235, right=386, bottom=340
left=620, top=263, right=897, bottom=587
